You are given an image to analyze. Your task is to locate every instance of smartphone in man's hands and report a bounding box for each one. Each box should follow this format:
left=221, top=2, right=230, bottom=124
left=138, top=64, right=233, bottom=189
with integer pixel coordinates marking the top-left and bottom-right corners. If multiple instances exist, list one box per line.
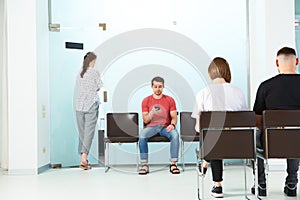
left=154, top=106, right=160, bottom=111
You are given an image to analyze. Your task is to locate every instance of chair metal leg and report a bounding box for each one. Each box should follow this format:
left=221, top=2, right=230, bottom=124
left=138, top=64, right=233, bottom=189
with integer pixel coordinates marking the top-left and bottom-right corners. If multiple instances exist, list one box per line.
left=255, top=159, right=260, bottom=200
left=198, top=131, right=205, bottom=199
left=243, top=159, right=247, bottom=199
left=251, top=157, right=260, bottom=200
left=181, top=141, right=185, bottom=171
left=104, top=141, right=107, bottom=172
left=136, top=142, right=139, bottom=172
left=105, top=142, right=110, bottom=173
left=197, top=159, right=203, bottom=200
left=240, top=158, right=261, bottom=200
left=265, top=159, right=269, bottom=197
left=197, top=169, right=201, bottom=200
left=243, top=159, right=252, bottom=200
left=196, top=156, right=205, bottom=200
left=196, top=149, right=200, bottom=199
left=200, top=160, right=205, bottom=200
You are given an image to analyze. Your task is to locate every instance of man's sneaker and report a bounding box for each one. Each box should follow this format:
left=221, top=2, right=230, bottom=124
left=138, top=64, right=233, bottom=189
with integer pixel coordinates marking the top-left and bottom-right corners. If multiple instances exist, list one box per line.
left=251, top=183, right=266, bottom=197
left=211, top=186, right=223, bottom=198
left=284, top=184, right=297, bottom=197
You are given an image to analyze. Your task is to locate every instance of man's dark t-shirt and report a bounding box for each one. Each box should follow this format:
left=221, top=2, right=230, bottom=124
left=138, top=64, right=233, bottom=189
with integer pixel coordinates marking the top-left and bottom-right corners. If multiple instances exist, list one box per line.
left=253, top=74, right=300, bottom=114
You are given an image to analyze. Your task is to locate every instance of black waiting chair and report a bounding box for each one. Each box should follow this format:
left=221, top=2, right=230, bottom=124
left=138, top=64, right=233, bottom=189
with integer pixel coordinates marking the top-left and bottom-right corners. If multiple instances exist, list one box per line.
left=105, top=112, right=139, bottom=172
left=257, top=110, right=300, bottom=196
left=148, top=135, right=170, bottom=142
left=180, top=111, right=198, bottom=171
left=197, top=111, right=257, bottom=200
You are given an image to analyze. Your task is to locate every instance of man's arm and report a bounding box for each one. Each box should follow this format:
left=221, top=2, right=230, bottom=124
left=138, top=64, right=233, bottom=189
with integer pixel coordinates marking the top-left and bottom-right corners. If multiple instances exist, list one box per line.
left=166, top=110, right=177, bottom=132
left=142, top=111, right=151, bottom=124
left=170, top=110, right=178, bottom=126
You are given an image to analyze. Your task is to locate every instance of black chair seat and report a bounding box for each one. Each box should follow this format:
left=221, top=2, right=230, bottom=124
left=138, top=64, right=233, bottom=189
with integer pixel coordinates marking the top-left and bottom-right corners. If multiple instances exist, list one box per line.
left=148, top=136, right=170, bottom=142
left=106, top=137, right=138, bottom=143
left=181, top=135, right=199, bottom=142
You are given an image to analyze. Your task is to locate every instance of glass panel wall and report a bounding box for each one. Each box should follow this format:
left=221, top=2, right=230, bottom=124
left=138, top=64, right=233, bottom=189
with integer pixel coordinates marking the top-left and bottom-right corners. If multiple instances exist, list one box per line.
left=49, top=0, right=249, bottom=167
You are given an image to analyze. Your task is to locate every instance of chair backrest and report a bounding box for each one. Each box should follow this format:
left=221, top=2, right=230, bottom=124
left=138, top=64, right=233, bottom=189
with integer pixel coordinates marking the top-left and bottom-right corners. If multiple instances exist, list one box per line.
left=180, top=111, right=198, bottom=141
left=199, top=111, right=256, bottom=160
left=263, top=110, right=300, bottom=158
left=106, top=112, right=139, bottom=143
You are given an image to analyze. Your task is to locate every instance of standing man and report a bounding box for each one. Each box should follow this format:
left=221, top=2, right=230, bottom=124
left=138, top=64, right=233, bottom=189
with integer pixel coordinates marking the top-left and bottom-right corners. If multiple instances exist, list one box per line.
left=252, top=47, right=300, bottom=197
left=138, top=76, right=180, bottom=175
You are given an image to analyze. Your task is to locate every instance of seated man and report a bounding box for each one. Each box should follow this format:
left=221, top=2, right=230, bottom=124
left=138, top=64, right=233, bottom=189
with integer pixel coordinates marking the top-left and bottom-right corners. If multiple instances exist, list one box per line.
left=252, top=47, right=300, bottom=197
left=138, top=76, right=180, bottom=175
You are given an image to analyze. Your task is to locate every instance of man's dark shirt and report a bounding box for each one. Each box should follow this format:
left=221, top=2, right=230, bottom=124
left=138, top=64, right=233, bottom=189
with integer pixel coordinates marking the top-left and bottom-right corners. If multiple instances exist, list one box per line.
left=253, top=74, right=300, bottom=114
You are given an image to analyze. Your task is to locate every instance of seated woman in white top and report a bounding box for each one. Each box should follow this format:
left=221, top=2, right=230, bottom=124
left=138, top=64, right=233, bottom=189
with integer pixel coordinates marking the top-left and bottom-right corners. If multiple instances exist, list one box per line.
left=191, top=57, right=247, bottom=198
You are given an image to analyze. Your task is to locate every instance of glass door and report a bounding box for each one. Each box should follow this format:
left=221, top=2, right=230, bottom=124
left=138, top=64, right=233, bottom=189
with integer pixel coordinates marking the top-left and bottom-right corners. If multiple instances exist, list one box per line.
left=49, top=0, right=249, bottom=167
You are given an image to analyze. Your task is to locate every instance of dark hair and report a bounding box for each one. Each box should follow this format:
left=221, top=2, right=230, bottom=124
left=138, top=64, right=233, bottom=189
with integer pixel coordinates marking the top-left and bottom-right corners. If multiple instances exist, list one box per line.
left=277, top=47, right=296, bottom=57
left=208, top=57, right=231, bottom=83
left=80, top=52, right=97, bottom=78
left=151, top=76, right=164, bottom=86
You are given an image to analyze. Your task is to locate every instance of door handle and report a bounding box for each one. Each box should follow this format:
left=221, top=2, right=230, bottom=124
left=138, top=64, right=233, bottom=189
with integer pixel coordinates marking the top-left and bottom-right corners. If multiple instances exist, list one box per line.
left=99, top=23, right=107, bottom=31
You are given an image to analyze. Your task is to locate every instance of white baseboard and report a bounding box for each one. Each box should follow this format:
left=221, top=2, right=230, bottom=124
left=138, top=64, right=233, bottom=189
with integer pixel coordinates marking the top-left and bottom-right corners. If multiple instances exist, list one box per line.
left=8, top=168, right=37, bottom=175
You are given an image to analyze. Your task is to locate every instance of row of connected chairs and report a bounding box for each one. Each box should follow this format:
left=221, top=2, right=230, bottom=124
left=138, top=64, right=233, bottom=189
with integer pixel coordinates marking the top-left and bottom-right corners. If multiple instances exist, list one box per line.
left=104, top=112, right=197, bottom=172
left=104, top=110, right=300, bottom=198
left=197, top=110, right=300, bottom=199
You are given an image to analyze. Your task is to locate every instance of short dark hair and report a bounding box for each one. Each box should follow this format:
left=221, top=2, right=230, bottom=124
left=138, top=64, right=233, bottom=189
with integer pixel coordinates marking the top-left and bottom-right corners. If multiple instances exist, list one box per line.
left=277, top=47, right=296, bottom=57
left=151, top=76, right=164, bottom=86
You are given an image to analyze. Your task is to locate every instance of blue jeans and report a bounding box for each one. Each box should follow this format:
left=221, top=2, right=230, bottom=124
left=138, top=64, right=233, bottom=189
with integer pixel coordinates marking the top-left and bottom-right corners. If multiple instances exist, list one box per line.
left=138, top=125, right=179, bottom=163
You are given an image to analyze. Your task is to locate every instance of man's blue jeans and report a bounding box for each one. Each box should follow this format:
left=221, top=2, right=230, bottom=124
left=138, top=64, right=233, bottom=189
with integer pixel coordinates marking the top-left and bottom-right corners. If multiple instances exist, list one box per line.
left=138, top=125, right=179, bottom=163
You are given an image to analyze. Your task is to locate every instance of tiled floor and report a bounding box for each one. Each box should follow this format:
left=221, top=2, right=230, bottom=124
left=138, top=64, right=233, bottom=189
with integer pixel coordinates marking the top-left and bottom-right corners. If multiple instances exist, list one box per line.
left=0, top=164, right=299, bottom=200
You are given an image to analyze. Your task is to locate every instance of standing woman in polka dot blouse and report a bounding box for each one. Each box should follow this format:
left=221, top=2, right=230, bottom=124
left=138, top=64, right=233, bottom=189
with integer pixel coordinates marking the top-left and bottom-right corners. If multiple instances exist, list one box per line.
left=75, top=52, right=103, bottom=170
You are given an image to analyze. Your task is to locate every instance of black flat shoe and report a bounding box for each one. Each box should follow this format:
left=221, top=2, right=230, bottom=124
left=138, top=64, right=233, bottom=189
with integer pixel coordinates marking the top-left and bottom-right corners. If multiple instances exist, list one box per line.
left=198, top=163, right=208, bottom=176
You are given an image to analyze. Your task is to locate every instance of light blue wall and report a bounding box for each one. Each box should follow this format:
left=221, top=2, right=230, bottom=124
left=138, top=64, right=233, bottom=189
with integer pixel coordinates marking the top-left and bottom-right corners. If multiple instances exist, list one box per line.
left=50, top=0, right=249, bottom=166
left=296, top=0, right=300, bottom=15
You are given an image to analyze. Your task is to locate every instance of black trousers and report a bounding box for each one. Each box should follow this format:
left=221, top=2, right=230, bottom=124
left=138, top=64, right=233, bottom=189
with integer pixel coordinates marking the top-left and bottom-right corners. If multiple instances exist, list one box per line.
left=210, top=160, right=223, bottom=182
left=255, top=130, right=300, bottom=184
